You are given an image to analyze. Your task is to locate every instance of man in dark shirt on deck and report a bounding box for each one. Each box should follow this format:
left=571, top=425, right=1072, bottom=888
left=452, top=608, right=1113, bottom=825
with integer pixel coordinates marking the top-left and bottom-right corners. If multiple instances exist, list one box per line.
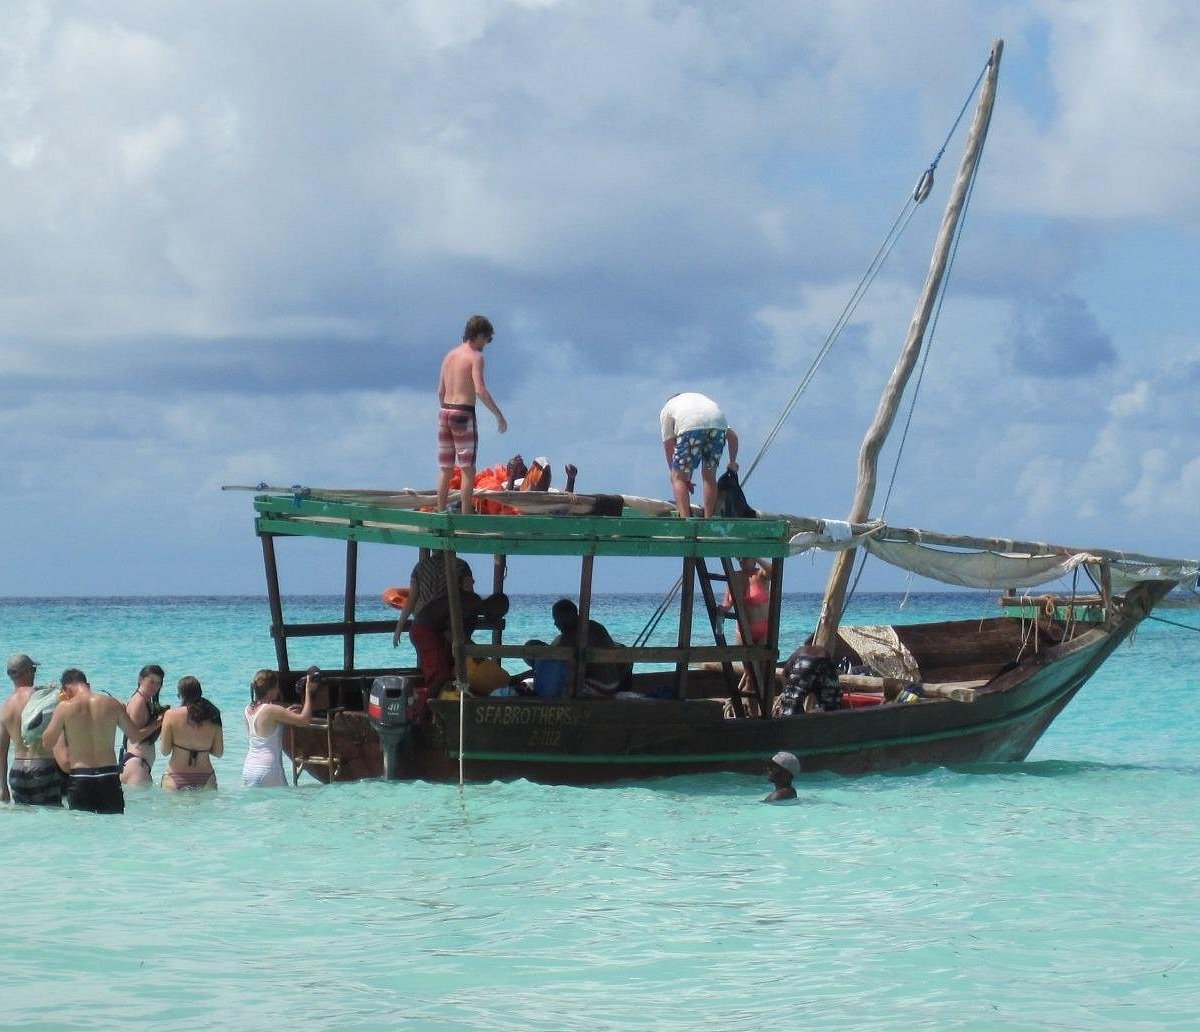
left=391, top=551, right=476, bottom=691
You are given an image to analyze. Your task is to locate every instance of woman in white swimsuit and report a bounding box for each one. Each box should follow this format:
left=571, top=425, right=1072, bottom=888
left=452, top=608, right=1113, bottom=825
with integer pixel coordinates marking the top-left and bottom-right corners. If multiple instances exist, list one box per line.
left=242, top=669, right=315, bottom=788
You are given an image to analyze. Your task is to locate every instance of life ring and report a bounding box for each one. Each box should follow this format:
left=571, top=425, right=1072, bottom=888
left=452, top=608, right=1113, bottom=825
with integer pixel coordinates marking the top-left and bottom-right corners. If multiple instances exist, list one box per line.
left=1043, top=596, right=1057, bottom=618
left=381, top=586, right=409, bottom=610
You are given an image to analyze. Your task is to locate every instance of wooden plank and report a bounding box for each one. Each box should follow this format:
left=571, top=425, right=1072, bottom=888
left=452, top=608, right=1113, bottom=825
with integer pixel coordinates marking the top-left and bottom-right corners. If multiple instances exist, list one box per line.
left=254, top=497, right=757, bottom=537
left=252, top=495, right=794, bottom=559
left=677, top=558, right=695, bottom=699
left=343, top=538, right=358, bottom=672
left=444, top=548, right=468, bottom=688
left=255, top=494, right=791, bottom=540
left=260, top=532, right=290, bottom=675
left=277, top=620, right=404, bottom=637
left=574, top=556, right=594, bottom=698
left=255, top=514, right=791, bottom=558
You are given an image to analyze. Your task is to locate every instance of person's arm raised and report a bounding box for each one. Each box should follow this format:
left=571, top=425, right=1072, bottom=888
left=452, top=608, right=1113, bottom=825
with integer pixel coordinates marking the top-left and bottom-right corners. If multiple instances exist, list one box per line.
left=271, top=677, right=316, bottom=728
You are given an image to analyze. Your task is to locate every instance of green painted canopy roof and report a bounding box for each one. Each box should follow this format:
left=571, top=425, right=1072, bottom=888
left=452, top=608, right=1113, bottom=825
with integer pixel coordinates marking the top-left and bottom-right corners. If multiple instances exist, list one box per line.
left=253, top=492, right=794, bottom=559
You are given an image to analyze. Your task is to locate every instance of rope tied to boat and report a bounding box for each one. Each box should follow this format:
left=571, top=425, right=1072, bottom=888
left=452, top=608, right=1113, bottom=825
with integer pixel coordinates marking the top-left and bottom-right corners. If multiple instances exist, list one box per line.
left=1146, top=613, right=1200, bottom=633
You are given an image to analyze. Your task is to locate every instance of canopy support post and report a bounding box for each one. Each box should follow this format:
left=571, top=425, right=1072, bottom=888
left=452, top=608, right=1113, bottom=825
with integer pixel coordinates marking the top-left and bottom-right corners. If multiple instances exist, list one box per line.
left=573, top=554, right=595, bottom=697
left=343, top=537, right=358, bottom=673
left=261, top=532, right=290, bottom=677
left=676, top=556, right=696, bottom=699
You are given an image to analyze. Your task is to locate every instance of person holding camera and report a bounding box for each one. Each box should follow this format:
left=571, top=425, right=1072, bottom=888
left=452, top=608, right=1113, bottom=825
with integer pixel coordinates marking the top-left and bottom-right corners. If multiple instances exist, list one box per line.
left=241, top=668, right=316, bottom=788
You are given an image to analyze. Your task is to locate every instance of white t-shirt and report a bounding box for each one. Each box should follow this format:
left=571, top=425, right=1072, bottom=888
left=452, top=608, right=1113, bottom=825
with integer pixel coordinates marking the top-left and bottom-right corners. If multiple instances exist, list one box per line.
left=659, top=393, right=727, bottom=441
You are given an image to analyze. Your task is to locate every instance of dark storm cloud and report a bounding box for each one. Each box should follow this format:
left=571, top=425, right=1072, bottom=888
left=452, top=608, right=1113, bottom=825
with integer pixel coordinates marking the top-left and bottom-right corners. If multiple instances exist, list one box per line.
left=1005, top=290, right=1116, bottom=378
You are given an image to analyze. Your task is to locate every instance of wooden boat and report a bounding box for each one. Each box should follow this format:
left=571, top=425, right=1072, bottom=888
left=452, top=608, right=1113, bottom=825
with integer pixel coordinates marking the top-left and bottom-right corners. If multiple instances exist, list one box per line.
left=231, top=40, right=1198, bottom=784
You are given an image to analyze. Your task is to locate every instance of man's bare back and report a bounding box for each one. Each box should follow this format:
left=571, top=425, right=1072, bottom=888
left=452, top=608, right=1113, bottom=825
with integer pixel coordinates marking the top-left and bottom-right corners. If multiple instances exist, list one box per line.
left=1, top=686, right=56, bottom=762
left=435, top=315, right=507, bottom=513
left=439, top=343, right=484, bottom=406
left=44, top=686, right=137, bottom=769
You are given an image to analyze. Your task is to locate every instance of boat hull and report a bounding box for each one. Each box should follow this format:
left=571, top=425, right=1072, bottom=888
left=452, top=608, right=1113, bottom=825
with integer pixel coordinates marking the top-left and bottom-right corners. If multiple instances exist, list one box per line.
left=287, top=585, right=1162, bottom=784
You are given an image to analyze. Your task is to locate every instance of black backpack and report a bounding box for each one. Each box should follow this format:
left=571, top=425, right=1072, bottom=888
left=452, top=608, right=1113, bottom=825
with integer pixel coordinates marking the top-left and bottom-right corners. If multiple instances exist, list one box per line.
left=715, top=468, right=757, bottom=518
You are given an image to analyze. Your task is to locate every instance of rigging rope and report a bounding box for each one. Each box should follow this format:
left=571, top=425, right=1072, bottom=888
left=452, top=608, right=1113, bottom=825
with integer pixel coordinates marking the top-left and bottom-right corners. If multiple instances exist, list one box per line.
left=743, top=194, right=922, bottom=484
left=744, top=51, right=991, bottom=486
left=841, top=55, right=993, bottom=616
left=1146, top=613, right=1200, bottom=633
left=633, top=52, right=994, bottom=647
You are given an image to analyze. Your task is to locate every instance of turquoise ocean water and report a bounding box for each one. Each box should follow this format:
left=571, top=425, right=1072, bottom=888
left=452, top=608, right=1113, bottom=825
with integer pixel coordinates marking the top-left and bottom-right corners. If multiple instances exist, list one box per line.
left=3, top=592, right=1199, bottom=1030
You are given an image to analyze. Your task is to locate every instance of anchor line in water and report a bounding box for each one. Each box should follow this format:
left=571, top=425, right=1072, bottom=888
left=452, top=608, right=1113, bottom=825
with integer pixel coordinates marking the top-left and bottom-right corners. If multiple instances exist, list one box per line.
left=1146, top=614, right=1200, bottom=633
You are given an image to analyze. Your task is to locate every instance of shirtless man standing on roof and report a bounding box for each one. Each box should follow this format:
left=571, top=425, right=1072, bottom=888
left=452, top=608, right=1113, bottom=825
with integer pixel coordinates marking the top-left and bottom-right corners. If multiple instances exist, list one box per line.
left=436, top=314, right=508, bottom=515
left=43, top=669, right=141, bottom=814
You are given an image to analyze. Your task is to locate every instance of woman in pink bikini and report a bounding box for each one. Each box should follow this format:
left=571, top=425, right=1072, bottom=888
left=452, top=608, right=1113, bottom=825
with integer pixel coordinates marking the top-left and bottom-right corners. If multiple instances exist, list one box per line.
left=724, top=558, right=773, bottom=645
left=159, top=676, right=223, bottom=791
left=723, top=558, right=773, bottom=716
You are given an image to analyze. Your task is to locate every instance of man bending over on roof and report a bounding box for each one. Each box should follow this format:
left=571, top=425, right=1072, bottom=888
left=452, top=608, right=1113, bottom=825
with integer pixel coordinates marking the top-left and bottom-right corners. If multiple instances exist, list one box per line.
left=436, top=314, right=508, bottom=515
left=43, top=668, right=141, bottom=814
left=2, top=653, right=68, bottom=806
left=659, top=392, right=739, bottom=517
left=392, top=551, right=476, bottom=693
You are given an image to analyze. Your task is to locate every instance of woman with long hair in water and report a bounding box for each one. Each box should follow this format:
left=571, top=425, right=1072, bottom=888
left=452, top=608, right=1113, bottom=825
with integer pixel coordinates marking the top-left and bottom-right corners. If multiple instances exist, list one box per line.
left=159, top=676, right=223, bottom=791
left=241, top=668, right=316, bottom=788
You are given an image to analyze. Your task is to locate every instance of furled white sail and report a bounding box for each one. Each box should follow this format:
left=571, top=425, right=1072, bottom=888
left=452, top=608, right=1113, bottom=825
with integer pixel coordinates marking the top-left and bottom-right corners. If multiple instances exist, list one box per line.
left=786, top=519, right=1198, bottom=590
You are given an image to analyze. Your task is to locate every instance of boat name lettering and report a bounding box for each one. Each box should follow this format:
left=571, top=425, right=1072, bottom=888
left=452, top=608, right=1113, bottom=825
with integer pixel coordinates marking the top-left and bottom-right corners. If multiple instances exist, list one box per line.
left=474, top=704, right=581, bottom=727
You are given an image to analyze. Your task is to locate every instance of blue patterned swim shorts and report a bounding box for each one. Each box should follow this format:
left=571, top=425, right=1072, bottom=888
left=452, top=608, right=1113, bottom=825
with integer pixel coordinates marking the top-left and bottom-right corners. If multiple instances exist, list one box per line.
left=671, top=428, right=727, bottom=473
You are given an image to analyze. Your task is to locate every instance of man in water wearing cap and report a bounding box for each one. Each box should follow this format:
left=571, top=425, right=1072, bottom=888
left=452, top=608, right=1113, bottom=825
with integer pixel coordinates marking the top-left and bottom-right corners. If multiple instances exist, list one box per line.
left=1, top=653, right=68, bottom=806
left=763, top=751, right=800, bottom=802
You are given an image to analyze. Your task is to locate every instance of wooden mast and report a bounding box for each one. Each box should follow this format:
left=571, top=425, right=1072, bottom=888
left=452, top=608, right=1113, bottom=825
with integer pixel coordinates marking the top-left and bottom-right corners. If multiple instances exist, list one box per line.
left=814, top=39, right=1004, bottom=654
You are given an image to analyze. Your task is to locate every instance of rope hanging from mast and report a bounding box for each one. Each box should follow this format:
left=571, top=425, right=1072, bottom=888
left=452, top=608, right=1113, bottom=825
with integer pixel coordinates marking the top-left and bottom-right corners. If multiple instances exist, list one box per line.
left=742, top=50, right=994, bottom=487
left=633, top=50, right=998, bottom=648
left=844, top=61, right=994, bottom=611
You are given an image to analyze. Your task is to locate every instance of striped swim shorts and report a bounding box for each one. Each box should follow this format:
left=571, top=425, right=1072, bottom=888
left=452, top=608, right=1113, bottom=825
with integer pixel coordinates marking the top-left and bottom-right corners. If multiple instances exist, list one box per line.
left=437, top=404, right=478, bottom=470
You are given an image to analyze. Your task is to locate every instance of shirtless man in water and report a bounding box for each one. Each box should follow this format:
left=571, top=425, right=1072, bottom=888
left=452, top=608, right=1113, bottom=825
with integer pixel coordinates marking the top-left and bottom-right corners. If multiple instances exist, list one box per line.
left=42, top=668, right=141, bottom=814
left=436, top=314, right=507, bottom=514
left=1, top=653, right=68, bottom=806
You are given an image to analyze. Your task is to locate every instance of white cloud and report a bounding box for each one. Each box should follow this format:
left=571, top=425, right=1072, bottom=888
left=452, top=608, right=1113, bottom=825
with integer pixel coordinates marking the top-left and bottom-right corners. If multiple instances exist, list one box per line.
left=2, top=1, right=1199, bottom=595
left=995, top=0, right=1200, bottom=219
left=1108, top=380, right=1149, bottom=418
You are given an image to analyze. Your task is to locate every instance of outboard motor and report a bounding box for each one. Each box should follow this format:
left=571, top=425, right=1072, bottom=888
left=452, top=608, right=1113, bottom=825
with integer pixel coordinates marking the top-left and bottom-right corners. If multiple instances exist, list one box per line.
left=368, top=675, right=424, bottom=779
left=780, top=646, right=843, bottom=715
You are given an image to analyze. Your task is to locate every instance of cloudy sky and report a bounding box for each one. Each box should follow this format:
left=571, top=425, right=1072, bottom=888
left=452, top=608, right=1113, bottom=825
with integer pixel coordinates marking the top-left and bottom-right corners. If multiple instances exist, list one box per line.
left=2, top=0, right=1198, bottom=599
